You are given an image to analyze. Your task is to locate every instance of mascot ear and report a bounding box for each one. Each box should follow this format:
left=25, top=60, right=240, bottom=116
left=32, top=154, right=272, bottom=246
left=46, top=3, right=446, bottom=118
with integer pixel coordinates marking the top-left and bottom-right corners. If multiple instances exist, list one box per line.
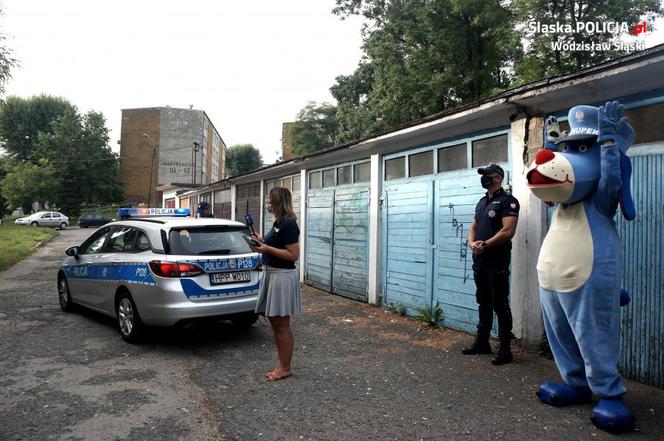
left=618, top=153, right=636, bottom=221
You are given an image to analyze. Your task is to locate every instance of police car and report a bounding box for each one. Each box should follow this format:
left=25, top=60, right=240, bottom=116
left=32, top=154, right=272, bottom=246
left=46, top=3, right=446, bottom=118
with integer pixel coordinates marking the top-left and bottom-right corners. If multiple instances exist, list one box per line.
left=57, top=208, right=261, bottom=342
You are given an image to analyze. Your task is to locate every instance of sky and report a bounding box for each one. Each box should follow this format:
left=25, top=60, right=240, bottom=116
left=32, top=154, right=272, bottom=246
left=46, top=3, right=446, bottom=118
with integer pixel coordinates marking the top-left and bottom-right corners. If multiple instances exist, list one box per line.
left=1, top=0, right=365, bottom=164
left=2, top=1, right=664, bottom=165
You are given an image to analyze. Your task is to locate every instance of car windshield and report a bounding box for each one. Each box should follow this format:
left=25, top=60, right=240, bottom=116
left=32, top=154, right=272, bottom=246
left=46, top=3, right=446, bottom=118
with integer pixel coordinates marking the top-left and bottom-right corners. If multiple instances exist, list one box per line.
left=168, top=226, right=253, bottom=256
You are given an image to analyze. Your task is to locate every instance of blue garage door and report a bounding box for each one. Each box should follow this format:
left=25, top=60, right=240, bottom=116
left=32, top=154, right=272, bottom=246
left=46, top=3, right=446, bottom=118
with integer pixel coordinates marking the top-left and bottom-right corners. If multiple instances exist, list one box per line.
left=382, top=180, right=433, bottom=312
left=433, top=168, right=491, bottom=333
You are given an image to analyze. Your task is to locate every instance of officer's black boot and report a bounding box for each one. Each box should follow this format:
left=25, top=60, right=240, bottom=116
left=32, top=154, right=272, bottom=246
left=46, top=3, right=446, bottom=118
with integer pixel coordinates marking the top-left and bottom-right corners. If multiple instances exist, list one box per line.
left=462, top=334, right=492, bottom=355
left=491, top=339, right=513, bottom=365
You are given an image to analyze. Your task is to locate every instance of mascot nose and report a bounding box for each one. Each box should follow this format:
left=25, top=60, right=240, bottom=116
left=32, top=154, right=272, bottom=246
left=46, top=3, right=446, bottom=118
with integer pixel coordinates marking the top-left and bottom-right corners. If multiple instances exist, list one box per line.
left=535, top=149, right=556, bottom=165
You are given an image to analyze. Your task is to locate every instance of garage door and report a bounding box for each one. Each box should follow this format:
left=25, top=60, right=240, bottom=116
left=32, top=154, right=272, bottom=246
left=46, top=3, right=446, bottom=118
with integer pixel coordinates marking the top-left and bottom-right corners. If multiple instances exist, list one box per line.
left=304, top=161, right=371, bottom=301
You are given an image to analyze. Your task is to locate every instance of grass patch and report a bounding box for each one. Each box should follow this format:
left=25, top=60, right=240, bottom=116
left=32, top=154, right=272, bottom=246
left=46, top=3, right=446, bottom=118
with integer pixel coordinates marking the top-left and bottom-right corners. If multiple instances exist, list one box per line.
left=0, top=224, right=59, bottom=271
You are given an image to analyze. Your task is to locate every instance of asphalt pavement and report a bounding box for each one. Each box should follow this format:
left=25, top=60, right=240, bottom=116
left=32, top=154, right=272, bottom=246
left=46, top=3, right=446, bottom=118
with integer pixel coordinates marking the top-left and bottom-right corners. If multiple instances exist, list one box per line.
left=1, top=228, right=663, bottom=440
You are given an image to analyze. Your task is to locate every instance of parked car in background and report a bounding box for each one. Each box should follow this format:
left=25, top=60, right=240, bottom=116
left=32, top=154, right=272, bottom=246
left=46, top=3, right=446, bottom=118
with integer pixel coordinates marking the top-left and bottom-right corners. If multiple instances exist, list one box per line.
left=78, top=213, right=113, bottom=228
left=15, top=211, right=69, bottom=229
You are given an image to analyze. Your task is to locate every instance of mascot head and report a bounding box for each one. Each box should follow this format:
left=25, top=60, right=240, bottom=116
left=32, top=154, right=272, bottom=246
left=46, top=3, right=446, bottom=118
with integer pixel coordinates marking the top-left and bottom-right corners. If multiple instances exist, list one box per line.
left=526, top=104, right=636, bottom=219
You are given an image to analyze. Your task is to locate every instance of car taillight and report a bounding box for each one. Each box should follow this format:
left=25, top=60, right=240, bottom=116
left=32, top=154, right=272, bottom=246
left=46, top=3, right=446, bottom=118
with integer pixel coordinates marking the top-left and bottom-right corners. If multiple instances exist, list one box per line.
left=148, top=261, right=204, bottom=278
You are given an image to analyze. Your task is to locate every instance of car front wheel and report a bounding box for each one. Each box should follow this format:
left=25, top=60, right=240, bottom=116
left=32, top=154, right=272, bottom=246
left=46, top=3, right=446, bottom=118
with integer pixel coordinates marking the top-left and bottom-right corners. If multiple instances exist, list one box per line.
left=58, top=275, right=74, bottom=312
left=116, top=291, right=145, bottom=343
left=59, top=222, right=67, bottom=230
left=30, top=221, right=39, bottom=227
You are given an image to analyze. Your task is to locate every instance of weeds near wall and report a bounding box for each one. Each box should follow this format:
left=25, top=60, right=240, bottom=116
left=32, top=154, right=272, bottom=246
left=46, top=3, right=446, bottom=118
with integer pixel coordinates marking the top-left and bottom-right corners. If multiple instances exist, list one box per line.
left=388, top=302, right=407, bottom=316
left=415, top=303, right=444, bottom=327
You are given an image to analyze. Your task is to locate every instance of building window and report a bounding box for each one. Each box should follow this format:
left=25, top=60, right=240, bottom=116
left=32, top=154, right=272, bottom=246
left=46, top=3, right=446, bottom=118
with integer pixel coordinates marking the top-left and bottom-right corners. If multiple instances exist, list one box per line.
left=472, top=134, right=508, bottom=167
left=438, top=143, right=468, bottom=172
left=322, top=169, right=336, bottom=187
left=385, top=157, right=405, bottom=180
left=309, top=171, right=321, bottom=189
left=282, top=177, right=292, bottom=191
left=293, top=174, right=301, bottom=193
left=409, top=151, right=433, bottom=177
left=354, top=162, right=370, bottom=183
left=337, top=166, right=352, bottom=185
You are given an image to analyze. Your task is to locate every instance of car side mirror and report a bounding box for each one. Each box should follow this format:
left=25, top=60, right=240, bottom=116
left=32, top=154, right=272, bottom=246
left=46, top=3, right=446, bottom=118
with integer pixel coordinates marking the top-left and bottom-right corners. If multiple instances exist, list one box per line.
left=65, top=246, right=79, bottom=258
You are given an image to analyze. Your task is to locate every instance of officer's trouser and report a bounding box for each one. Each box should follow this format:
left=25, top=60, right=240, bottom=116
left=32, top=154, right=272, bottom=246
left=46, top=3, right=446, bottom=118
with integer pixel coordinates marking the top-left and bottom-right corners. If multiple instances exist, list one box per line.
left=473, top=269, right=512, bottom=341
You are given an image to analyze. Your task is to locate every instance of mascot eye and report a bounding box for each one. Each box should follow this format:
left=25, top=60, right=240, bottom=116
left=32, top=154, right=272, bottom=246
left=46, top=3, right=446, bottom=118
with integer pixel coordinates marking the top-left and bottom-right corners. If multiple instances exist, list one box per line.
left=560, top=144, right=569, bottom=152
left=578, top=145, right=588, bottom=153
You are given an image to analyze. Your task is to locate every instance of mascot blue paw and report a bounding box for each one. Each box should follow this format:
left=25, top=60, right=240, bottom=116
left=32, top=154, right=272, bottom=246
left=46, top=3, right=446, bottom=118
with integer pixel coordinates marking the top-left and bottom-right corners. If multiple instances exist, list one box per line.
left=591, top=397, right=635, bottom=433
left=536, top=382, right=592, bottom=407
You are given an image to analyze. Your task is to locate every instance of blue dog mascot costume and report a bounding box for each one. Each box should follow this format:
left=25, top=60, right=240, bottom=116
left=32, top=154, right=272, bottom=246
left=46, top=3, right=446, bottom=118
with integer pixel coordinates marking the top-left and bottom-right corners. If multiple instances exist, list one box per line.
left=526, top=101, right=636, bottom=433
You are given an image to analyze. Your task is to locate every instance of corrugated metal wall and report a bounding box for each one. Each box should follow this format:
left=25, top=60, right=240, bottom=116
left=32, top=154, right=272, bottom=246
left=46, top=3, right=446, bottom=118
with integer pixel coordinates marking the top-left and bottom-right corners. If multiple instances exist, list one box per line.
left=617, top=151, right=663, bottom=388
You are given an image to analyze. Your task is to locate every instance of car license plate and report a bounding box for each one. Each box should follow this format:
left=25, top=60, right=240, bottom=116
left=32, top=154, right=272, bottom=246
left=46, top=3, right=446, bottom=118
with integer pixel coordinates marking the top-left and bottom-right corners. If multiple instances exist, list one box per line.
left=209, top=271, right=251, bottom=285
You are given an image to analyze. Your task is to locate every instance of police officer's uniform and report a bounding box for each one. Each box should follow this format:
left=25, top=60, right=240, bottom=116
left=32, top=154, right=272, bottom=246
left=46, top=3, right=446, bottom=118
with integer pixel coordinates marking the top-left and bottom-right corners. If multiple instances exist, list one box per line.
left=466, top=164, right=520, bottom=364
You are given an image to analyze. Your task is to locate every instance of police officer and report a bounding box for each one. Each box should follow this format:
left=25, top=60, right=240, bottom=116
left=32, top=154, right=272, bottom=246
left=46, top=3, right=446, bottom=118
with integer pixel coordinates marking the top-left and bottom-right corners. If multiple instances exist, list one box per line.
left=196, top=201, right=214, bottom=218
left=463, top=164, right=520, bottom=365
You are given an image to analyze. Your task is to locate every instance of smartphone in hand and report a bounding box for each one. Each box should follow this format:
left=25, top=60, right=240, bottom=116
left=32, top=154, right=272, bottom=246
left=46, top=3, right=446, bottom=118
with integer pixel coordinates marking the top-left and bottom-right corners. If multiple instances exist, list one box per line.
left=243, top=235, right=260, bottom=247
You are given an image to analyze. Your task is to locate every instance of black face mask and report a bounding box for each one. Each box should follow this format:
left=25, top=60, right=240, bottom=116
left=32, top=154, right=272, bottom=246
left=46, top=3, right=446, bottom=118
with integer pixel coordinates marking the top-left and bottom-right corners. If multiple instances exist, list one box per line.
left=481, top=175, right=495, bottom=188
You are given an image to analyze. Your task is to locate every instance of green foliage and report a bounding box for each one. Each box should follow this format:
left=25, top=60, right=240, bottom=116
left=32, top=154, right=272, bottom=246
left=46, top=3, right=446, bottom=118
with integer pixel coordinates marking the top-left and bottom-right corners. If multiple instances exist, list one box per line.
left=0, top=95, right=75, bottom=162
left=225, top=144, right=263, bottom=177
left=289, top=102, right=339, bottom=155
left=0, top=156, right=8, bottom=216
left=331, top=0, right=521, bottom=143
left=388, top=301, right=407, bottom=316
left=512, top=0, right=663, bottom=83
left=415, top=302, right=444, bottom=326
left=0, top=224, right=58, bottom=272
left=538, top=331, right=553, bottom=359
left=0, top=97, right=123, bottom=216
left=0, top=6, right=17, bottom=96
left=1, top=160, right=58, bottom=213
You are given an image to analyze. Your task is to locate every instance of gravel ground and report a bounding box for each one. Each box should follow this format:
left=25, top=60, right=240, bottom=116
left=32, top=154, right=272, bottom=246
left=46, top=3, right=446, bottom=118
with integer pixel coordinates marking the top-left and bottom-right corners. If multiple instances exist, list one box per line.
left=1, top=228, right=663, bottom=440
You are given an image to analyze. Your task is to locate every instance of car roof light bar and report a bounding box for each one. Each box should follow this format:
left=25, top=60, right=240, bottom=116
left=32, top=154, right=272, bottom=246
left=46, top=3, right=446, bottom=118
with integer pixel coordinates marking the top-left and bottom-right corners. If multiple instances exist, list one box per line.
left=117, top=207, right=191, bottom=219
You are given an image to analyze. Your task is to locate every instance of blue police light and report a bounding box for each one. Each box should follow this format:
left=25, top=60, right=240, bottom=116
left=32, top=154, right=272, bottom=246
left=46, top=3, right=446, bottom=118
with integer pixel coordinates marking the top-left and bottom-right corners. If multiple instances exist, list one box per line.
left=117, top=207, right=191, bottom=218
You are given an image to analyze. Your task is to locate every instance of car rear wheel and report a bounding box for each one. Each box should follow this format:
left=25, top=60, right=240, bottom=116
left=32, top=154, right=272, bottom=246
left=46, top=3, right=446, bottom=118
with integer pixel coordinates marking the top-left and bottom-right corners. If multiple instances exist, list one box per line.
left=30, top=221, right=39, bottom=227
left=58, top=275, right=74, bottom=312
left=230, top=312, right=259, bottom=327
left=59, top=222, right=67, bottom=230
left=116, top=292, right=145, bottom=343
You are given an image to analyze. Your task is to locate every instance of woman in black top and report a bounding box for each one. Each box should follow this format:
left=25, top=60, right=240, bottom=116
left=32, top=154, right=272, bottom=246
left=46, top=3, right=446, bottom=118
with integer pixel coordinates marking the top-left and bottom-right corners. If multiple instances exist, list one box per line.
left=250, top=187, right=302, bottom=381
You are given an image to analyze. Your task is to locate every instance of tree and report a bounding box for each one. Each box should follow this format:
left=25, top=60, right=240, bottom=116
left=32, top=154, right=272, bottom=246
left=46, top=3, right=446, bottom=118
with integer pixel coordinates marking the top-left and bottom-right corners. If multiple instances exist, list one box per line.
left=0, top=155, right=9, bottom=216
left=225, top=144, right=263, bottom=177
left=330, top=61, right=377, bottom=144
left=33, top=108, right=123, bottom=215
left=512, top=0, right=663, bottom=83
left=1, top=160, right=58, bottom=213
left=0, top=95, right=75, bottom=162
left=0, top=6, right=17, bottom=96
left=289, top=102, right=339, bottom=155
left=331, top=0, right=522, bottom=142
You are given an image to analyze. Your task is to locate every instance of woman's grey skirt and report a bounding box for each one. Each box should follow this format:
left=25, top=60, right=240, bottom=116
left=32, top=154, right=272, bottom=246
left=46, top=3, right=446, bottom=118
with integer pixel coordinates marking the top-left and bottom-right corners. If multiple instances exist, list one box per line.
left=255, top=266, right=302, bottom=317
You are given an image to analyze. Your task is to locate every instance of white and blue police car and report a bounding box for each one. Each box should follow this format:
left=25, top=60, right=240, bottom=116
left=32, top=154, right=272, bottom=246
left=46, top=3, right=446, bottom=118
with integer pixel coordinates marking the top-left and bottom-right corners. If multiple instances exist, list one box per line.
left=57, top=208, right=261, bottom=342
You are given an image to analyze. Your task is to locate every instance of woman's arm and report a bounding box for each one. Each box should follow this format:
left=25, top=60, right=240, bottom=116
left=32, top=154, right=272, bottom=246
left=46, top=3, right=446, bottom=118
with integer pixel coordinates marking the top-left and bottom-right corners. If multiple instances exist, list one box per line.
left=252, top=242, right=300, bottom=262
